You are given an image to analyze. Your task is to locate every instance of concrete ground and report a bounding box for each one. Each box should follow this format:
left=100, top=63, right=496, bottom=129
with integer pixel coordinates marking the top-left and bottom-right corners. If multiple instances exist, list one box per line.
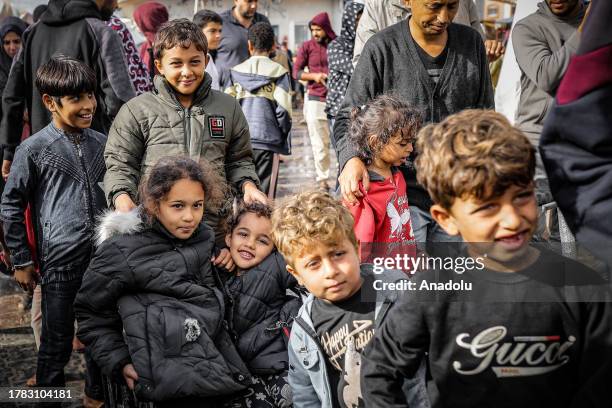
left=0, top=111, right=337, bottom=407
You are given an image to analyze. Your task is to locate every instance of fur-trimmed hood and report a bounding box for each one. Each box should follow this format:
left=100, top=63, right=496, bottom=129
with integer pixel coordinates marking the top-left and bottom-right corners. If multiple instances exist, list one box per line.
left=95, top=209, right=145, bottom=246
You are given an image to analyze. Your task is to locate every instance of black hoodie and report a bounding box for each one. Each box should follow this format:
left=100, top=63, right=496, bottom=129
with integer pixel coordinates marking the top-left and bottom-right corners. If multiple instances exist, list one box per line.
left=0, top=0, right=136, bottom=161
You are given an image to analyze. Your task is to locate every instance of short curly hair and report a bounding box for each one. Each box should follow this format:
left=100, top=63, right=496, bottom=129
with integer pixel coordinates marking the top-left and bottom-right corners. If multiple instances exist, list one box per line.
left=272, top=191, right=357, bottom=267
left=139, top=156, right=227, bottom=223
left=226, top=201, right=273, bottom=235
left=349, top=94, right=422, bottom=166
left=415, top=110, right=536, bottom=210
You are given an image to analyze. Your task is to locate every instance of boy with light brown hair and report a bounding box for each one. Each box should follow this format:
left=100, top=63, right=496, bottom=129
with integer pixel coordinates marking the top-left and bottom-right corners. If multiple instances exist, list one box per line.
left=362, top=110, right=612, bottom=408
left=272, top=191, right=427, bottom=408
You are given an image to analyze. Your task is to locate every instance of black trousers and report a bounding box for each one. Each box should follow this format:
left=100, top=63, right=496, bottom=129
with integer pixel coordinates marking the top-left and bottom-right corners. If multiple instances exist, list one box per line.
left=253, top=149, right=279, bottom=199
left=37, top=272, right=103, bottom=400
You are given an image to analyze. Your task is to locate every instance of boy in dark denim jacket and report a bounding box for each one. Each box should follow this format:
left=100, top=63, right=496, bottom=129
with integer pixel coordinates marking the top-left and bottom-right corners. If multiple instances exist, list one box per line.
left=1, top=55, right=107, bottom=399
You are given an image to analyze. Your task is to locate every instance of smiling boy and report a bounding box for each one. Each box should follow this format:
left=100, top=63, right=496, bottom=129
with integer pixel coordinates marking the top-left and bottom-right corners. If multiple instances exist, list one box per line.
left=104, top=19, right=266, bottom=249
left=361, top=110, right=612, bottom=407
left=1, top=55, right=107, bottom=398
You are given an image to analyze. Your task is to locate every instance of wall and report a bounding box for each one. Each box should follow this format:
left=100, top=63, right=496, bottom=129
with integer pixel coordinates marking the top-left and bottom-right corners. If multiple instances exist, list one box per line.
left=118, top=0, right=343, bottom=52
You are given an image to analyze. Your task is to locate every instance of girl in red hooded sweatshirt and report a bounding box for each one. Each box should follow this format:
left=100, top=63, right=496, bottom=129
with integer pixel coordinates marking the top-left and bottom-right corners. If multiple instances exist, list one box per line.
left=345, top=94, right=421, bottom=267
left=133, top=1, right=169, bottom=81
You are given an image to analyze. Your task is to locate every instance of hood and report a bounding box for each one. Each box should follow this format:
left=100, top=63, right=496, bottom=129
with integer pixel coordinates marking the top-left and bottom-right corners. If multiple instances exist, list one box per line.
left=309, top=12, right=337, bottom=42
left=537, top=1, right=586, bottom=25
left=230, top=56, right=288, bottom=93
left=153, top=73, right=212, bottom=108
left=0, top=16, right=27, bottom=40
left=95, top=209, right=145, bottom=246
left=41, top=0, right=102, bottom=25
left=133, top=1, right=169, bottom=43
left=339, top=1, right=363, bottom=43
left=0, top=16, right=27, bottom=74
left=328, top=1, right=363, bottom=74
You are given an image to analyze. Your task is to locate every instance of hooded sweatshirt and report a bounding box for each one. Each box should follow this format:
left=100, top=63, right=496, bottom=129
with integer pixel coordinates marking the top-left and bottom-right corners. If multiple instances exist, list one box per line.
left=226, top=56, right=292, bottom=154
left=293, top=12, right=337, bottom=100
left=0, top=0, right=136, bottom=161
left=325, top=1, right=364, bottom=117
left=133, top=1, right=168, bottom=78
left=540, top=0, right=612, bottom=267
left=512, top=1, right=585, bottom=145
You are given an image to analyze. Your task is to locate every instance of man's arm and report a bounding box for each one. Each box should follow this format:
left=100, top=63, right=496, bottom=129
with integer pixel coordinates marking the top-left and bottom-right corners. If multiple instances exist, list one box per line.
left=0, top=46, right=27, bottom=162
left=225, top=99, right=260, bottom=192
left=476, top=36, right=496, bottom=110
left=465, top=0, right=486, bottom=40
left=512, top=21, right=580, bottom=95
left=352, top=0, right=383, bottom=66
left=103, top=104, right=144, bottom=208
left=88, top=19, right=136, bottom=118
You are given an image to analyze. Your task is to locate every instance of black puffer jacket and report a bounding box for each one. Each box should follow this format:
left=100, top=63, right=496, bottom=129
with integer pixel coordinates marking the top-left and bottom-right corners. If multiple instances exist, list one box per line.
left=74, top=210, right=250, bottom=402
left=225, top=251, right=302, bottom=375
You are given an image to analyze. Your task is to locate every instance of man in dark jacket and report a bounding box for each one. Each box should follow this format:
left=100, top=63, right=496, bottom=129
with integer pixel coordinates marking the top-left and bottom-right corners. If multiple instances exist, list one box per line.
left=334, top=0, right=494, bottom=245
left=540, top=0, right=612, bottom=266
left=0, top=0, right=135, bottom=177
left=217, top=0, right=270, bottom=88
left=293, top=12, right=336, bottom=192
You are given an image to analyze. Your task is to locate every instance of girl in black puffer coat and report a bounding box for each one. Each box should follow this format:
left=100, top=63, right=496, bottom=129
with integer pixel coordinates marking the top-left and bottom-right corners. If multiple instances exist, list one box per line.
left=222, top=202, right=302, bottom=408
left=74, top=157, right=251, bottom=407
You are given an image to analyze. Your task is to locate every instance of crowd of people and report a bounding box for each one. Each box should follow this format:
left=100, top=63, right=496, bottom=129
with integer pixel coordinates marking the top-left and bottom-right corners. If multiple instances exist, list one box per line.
left=0, top=0, right=611, bottom=407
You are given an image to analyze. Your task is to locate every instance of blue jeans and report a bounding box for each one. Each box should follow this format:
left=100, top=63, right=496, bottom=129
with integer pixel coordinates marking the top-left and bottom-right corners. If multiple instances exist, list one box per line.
left=37, top=271, right=103, bottom=400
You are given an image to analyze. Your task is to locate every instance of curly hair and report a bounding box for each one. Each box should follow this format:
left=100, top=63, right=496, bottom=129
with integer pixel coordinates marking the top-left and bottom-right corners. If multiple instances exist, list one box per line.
left=139, top=156, right=227, bottom=223
left=415, top=110, right=536, bottom=210
left=348, top=94, right=423, bottom=165
left=226, top=201, right=273, bottom=235
left=154, top=19, right=208, bottom=60
left=271, top=191, right=357, bottom=267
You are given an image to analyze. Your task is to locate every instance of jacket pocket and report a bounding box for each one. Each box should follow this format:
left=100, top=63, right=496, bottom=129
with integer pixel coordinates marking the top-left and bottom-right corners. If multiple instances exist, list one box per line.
left=161, top=306, right=189, bottom=357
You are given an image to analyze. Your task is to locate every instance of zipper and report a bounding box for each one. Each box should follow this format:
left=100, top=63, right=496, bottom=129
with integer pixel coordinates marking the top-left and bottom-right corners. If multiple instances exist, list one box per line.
left=183, top=107, right=192, bottom=155
left=72, top=135, right=94, bottom=227
left=292, top=315, right=334, bottom=402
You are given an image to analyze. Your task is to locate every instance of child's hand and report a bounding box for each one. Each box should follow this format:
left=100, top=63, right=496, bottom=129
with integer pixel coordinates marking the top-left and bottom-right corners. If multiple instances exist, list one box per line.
left=339, top=157, right=369, bottom=205
left=2, top=160, right=11, bottom=181
left=122, top=364, right=139, bottom=390
left=114, top=193, right=137, bottom=213
left=242, top=182, right=268, bottom=205
left=14, top=265, right=37, bottom=294
left=212, top=248, right=235, bottom=272
left=485, top=40, right=505, bottom=62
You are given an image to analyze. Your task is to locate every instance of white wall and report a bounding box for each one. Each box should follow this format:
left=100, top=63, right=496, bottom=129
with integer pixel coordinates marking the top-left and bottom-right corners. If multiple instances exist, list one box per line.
left=145, top=0, right=343, bottom=52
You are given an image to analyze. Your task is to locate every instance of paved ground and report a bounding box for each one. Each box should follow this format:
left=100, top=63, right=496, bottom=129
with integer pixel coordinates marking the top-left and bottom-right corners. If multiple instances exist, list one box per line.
left=0, top=111, right=337, bottom=407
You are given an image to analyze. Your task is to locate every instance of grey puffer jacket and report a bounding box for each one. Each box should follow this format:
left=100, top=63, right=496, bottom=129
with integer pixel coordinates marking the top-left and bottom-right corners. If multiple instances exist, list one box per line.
left=74, top=210, right=251, bottom=402
left=225, top=251, right=301, bottom=375
left=104, top=74, right=260, bottom=243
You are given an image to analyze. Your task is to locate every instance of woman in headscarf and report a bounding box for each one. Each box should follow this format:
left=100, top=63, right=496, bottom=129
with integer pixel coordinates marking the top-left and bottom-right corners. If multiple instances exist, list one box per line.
left=0, top=16, right=27, bottom=109
left=324, top=1, right=364, bottom=128
left=133, top=1, right=169, bottom=82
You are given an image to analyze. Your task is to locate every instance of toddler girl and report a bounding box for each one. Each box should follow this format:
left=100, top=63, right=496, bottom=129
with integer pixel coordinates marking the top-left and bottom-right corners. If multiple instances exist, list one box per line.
left=346, top=94, right=422, bottom=263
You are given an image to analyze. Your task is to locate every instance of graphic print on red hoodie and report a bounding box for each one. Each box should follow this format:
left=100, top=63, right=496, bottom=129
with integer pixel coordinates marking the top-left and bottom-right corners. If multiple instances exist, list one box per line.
left=346, top=169, right=416, bottom=269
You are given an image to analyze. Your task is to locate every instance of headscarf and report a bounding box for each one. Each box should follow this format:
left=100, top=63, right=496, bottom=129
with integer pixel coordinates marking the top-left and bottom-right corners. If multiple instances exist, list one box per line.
left=133, top=1, right=169, bottom=75
left=328, top=1, right=363, bottom=76
left=0, top=16, right=27, bottom=87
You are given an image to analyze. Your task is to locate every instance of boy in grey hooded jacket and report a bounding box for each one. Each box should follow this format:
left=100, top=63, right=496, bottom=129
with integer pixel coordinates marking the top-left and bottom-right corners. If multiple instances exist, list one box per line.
left=271, top=191, right=428, bottom=408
